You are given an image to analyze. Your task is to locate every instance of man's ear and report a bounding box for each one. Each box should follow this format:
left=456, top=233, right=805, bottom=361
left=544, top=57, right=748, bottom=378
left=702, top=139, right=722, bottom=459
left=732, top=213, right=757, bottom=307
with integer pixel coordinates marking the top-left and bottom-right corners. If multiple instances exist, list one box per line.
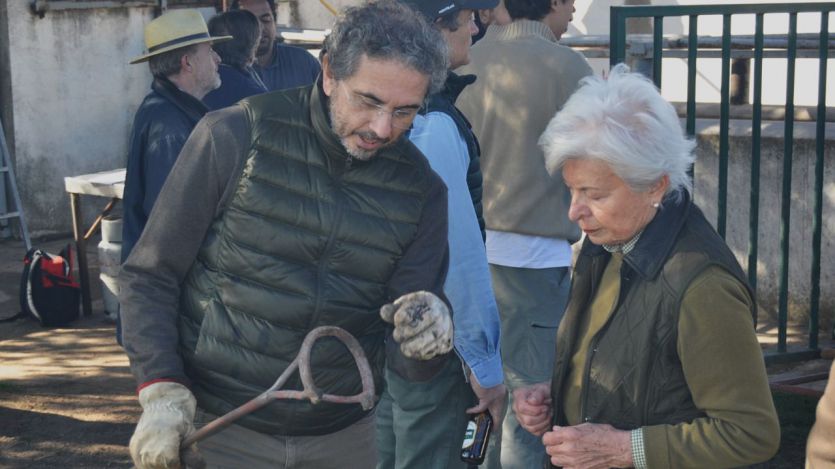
left=179, top=53, right=192, bottom=73
left=321, top=52, right=335, bottom=97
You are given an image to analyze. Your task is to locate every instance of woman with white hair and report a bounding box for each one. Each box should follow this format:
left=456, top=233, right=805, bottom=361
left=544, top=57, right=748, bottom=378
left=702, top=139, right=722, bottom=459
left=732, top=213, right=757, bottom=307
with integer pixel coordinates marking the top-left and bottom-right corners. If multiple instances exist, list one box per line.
left=513, top=65, right=780, bottom=468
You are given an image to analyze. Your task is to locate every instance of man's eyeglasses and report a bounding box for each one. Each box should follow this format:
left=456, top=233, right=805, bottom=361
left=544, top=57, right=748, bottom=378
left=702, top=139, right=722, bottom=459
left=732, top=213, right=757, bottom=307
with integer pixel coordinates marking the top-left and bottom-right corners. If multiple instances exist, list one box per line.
left=341, top=85, right=420, bottom=130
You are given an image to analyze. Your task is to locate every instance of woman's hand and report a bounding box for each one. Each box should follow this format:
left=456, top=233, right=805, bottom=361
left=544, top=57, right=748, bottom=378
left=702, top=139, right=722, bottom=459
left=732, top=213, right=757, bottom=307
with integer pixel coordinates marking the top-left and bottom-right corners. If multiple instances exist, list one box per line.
left=511, top=382, right=552, bottom=436
left=543, top=423, right=633, bottom=469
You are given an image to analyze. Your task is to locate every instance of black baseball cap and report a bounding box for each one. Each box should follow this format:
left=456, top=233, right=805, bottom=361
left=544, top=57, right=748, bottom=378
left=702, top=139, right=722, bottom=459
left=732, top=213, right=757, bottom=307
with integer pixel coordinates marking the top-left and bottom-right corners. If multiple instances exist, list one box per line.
left=400, top=0, right=499, bottom=22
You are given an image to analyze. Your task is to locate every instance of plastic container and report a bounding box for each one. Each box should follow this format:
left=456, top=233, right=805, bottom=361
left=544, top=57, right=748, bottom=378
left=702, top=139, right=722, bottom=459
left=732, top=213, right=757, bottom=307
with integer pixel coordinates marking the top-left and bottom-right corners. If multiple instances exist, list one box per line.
left=97, top=217, right=122, bottom=319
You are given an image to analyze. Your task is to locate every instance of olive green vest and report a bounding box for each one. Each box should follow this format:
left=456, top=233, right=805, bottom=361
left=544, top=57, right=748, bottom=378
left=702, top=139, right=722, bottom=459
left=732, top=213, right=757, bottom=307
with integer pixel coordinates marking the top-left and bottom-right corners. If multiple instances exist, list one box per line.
left=176, top=85, right=439, bottom=436
left=550, top=197, right=752, bottom=430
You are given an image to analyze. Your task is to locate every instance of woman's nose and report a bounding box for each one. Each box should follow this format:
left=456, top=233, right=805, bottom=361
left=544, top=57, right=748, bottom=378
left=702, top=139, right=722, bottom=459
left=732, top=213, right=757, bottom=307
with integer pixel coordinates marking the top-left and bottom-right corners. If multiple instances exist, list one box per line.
left=568, top=198, right=586, bottom=222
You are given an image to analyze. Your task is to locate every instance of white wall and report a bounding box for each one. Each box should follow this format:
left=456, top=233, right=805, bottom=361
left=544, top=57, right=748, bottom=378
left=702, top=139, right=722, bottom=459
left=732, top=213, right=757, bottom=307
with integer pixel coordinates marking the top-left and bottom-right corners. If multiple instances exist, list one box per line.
left=277, top=0, right=345, bottom=30
left=6, top=2, right=155, bottom=236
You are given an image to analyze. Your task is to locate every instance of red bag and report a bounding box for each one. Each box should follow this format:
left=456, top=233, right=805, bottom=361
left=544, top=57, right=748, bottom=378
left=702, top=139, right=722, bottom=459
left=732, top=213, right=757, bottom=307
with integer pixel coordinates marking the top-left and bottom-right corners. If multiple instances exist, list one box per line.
left=19, top=245, right=80, bottom=327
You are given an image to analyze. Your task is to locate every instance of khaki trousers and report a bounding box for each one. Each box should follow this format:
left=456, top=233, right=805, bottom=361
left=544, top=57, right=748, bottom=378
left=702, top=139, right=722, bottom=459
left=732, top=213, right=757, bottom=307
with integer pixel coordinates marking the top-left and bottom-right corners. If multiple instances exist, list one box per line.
left=194, top=408, right=377, bottom=469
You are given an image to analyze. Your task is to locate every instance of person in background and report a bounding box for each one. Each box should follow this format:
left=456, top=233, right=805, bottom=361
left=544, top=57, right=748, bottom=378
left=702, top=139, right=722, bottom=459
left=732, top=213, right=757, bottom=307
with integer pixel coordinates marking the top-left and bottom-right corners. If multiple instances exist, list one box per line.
left=514, top=64, right=780, bottom=469
left=122, top=9, right=229, bottom=262
left=121, top=2, right=453, bottom=468
left=472, top=0, right=510, bottom=43
left=807, top=360, right=835, bottom=468
left=457, top=0, right=591, bottom=467
left=377, top=1, right=505, bottom=468
left=203, top=9, right=268, bottom=110
left=231, top=0, right=320, bottom=91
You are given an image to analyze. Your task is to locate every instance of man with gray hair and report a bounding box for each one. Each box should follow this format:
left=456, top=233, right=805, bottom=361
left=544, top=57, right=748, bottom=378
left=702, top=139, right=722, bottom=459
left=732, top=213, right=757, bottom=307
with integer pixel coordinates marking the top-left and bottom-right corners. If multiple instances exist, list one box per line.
left=122, top=9, right=229, bottom=263
left=121, top=2, right=452, bottom=468
left=119, top=9, right=229, bottom=345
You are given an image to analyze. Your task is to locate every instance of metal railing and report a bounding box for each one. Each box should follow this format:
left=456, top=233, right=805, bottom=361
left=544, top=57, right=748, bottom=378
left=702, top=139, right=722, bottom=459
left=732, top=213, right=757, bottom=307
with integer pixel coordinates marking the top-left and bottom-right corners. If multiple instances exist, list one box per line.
left=610, top=3, right=834, bottom=364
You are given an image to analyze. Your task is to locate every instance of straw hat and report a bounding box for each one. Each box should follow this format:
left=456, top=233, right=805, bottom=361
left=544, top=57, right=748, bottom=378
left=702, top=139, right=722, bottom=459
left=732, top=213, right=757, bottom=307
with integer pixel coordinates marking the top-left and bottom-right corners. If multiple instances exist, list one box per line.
left=130, top=10, right=232, bottom=64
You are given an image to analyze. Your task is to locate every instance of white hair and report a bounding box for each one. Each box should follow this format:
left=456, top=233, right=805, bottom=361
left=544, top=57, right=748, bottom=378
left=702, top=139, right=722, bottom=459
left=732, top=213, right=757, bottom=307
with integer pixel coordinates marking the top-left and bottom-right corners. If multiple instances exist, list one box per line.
left=539, top=64, right=695, bottom=201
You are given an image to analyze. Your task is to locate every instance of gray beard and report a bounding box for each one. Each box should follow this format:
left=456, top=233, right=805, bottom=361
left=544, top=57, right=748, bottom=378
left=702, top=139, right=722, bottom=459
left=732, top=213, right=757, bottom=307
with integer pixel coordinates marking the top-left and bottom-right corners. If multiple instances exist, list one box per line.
left=342, top=138, right=376, bottom=161
left=329, top=107, right=380, bottom=161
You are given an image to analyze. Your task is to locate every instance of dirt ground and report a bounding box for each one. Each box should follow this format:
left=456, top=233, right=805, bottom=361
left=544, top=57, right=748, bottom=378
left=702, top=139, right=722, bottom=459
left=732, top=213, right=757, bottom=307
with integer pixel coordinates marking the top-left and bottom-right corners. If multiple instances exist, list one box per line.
left=0, top=238, right=137, bottom=468
left=0, top=237, right=832, bottom=468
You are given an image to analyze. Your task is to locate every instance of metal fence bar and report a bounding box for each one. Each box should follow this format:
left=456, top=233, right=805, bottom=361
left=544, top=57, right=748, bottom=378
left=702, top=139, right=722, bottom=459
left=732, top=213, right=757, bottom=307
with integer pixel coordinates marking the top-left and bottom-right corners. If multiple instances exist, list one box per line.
left=748, top=13, right=765, bottom=312
left=653, top=16, right=663, bottom=87
left=717, top=14, right=732, bottom=239
left=686, top=15, right=698, bottom=137
left=777, top=13, right=798, bottom=354
left=610, top=8, right=627, bottom=66
left=811, top=11, right=830, bottom=347
left=610, top=2, right=833, bottom=363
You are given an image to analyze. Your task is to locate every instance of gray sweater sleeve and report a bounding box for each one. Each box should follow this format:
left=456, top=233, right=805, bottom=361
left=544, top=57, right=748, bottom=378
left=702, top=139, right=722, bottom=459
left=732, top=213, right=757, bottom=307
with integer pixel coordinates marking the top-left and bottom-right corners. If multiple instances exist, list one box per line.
left=120, top=105, right=250, bottom=388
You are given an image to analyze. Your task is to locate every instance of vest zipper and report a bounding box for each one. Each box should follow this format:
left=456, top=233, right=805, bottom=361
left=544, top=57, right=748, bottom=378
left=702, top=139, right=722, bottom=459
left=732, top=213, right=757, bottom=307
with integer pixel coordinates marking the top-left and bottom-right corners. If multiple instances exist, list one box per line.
left=580, top=255, right=624, bottom=423
left=309, top=169, right=347, bottom=328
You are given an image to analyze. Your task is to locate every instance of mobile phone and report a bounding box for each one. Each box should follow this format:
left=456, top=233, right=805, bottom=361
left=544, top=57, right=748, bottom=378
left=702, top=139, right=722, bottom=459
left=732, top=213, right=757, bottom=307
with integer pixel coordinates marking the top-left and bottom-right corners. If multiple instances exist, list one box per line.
left=461, top=411, right=492, bottom=465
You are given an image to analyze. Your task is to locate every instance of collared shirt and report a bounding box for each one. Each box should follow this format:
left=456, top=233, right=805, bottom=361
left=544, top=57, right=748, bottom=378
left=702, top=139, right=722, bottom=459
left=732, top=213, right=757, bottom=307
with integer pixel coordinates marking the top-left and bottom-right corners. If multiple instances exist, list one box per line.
left=602, top=229, right=643, bottom=255
left=252, top=42, right=321, bottom=92
left=409, top=111, right=503, bottom=387
left=203, top=64, right=268, bottom=111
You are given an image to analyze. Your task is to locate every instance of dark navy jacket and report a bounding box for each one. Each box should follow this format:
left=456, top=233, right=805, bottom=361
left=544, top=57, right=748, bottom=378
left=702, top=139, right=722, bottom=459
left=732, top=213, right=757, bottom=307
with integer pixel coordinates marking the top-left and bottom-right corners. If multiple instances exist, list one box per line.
left=203, top=64, right=268, bottom=111
left=252, top=42, right=320, bottom=91
left=121, top=77, right=208, bottom=262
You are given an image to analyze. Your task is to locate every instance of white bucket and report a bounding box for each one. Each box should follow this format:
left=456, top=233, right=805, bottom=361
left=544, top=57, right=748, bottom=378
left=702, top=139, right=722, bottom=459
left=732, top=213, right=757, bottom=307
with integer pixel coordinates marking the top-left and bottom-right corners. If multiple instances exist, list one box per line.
left=101, top=216, right=122, bottom=243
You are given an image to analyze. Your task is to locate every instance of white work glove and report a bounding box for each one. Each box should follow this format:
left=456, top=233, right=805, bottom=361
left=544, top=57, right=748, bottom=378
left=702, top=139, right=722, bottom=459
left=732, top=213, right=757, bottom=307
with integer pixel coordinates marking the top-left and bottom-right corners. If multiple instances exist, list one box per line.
left=380, top=291, right=453, bottom=360
left=129, top=381, right=204, bottom=469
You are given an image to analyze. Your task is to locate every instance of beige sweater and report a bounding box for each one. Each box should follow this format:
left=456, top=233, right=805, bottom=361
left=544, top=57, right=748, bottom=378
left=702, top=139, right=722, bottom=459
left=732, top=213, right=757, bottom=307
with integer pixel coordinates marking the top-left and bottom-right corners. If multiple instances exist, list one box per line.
left=457, top=20, right=591, bottom=241
left=807, top=360, right=835, bottom=468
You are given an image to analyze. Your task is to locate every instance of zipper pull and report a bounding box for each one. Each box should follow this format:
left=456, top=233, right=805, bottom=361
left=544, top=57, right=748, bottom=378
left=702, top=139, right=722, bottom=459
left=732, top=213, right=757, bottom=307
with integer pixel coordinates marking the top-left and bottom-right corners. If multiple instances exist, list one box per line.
left=345, top=154, right=353, bottom=171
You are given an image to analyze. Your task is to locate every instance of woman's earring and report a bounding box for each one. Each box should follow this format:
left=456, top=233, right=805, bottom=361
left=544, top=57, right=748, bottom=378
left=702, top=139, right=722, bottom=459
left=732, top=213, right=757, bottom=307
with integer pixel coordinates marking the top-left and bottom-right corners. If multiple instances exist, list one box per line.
left=652, top=202, right=660, bottom=208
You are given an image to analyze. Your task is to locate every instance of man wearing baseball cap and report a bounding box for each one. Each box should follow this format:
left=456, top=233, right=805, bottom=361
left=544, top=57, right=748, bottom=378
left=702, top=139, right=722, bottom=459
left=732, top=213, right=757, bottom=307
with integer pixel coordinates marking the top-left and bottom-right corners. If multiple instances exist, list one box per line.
left=457, top=0, right=592, bottom=467
left=378, top=1, right=504, bottom=468
left=122, top=9, right=231, bottom=265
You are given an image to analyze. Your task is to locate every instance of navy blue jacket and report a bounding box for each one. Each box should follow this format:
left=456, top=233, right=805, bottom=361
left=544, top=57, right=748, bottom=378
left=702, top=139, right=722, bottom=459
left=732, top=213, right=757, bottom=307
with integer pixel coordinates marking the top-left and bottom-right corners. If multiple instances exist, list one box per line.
left=252, top=42, right=320, bottom=91
left=203, top=64, right=268, bottom=110
left=121, top=77, right=208, bottom=262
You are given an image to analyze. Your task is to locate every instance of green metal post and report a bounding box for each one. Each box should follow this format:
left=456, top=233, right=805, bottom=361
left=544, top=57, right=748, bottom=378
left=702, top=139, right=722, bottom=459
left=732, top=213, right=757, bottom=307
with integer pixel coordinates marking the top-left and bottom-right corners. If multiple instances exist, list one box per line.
left=811, top=11, right=829, bottom=347
left=653, top=16, right=663, bottom=88
left=717, top=14, right=731, bottom=239
left=686, top=15, right=697, bottom=137
left=610, top=7, right=627, bottom=67
left=777, top=13, right=798, bottom=353
left=748, top=13, right=764, bottom=324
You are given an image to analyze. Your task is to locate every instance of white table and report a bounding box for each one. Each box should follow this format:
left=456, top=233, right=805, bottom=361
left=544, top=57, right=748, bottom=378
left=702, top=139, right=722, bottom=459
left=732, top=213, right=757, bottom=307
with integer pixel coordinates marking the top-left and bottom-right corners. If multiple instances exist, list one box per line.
left=64, top=168, right=125, bottom=316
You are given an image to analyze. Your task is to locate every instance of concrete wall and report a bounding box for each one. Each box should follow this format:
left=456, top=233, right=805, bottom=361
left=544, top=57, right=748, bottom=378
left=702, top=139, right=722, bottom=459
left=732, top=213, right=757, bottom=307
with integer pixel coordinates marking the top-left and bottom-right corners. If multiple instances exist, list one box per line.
left=276, top=0, right=345, bottom=30
left=3, top=2, right=154, bottom=237
left=692, top=120, right=835, bottom=324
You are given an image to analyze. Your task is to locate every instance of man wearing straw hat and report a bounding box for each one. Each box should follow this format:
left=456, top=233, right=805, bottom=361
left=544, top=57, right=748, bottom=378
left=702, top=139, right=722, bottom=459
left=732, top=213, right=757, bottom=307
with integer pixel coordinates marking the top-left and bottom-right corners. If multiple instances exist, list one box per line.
left=121, top=2, right=454, bottom=468
left=121, top=9, right=231, bottom=264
